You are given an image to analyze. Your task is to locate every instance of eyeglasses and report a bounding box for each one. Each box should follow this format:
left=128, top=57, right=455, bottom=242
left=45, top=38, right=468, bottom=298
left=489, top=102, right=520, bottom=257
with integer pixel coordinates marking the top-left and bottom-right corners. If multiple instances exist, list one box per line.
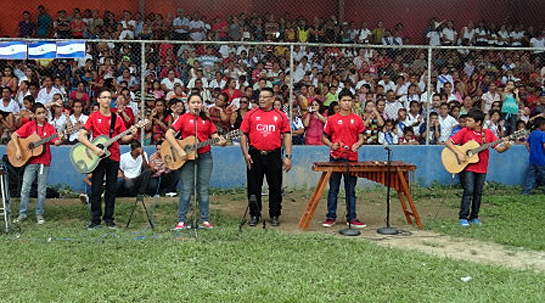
left=240, top=101, right=248, bottom=104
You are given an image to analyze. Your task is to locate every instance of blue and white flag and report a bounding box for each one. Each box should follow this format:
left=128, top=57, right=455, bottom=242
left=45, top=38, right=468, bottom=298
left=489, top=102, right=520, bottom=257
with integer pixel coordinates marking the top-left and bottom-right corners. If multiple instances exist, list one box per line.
left=0, top=41, right=28, bottom=60
left=28, top=41, right=57, bottom=59
left=56, top=41, right=86, bottom=58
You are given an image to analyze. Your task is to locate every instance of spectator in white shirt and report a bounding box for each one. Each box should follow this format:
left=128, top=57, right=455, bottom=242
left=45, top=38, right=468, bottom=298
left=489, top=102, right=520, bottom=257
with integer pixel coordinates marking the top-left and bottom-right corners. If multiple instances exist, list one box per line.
left=189, top=12, right=207, bottom=41
left=161, top=70, right=184, bottom=92
left=37, top=76, right=62, bottom=106
left=438, top=103, right=458, bottom=142
left=117, top=140, right=152, bottom=197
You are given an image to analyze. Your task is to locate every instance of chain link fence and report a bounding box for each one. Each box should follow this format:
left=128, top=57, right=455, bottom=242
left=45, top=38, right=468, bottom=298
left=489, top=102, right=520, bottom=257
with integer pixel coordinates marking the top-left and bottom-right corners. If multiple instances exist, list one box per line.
left=0, top=2, right=544, bottom=146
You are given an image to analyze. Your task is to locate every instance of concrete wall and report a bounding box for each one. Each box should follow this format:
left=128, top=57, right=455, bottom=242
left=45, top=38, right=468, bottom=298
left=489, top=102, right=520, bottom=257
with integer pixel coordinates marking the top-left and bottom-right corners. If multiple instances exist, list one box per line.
left=0, top=145, right=528, bottom=191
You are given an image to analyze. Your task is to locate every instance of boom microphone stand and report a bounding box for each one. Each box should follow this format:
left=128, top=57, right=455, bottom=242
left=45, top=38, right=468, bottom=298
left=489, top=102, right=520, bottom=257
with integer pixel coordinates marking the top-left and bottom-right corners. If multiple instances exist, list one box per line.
left=191, top=108, right=201, bottom=237
left=377, top=145, right=399, bottom=235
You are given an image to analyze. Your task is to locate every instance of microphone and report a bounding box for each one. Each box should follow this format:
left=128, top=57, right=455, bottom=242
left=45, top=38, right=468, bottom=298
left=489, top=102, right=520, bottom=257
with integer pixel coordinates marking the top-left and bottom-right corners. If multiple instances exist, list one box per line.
left=193, top=108, right=201, bottom=115
left=383, top=144, right=392, bottom=151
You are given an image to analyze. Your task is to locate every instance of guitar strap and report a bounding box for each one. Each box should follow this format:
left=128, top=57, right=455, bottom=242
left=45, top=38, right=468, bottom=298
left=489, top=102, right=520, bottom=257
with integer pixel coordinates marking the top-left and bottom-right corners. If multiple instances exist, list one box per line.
left=109, top=113, right=117, bottom=138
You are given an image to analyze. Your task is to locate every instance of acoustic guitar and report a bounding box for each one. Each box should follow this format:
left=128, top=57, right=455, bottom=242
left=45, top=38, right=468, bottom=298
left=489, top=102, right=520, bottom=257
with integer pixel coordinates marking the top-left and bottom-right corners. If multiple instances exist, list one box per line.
left=69, top=119, right=148, bottom=174
left=161, top=129, right=242, bottom=170
left=441, top=129, right=529, bottom=174
left=7, top=125, right=77, bottom=167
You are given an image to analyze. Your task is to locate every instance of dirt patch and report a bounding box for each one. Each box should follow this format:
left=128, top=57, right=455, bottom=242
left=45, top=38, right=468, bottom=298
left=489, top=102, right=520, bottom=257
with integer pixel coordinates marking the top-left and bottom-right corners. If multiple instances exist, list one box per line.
left=211, top=189, right=545, bottom=273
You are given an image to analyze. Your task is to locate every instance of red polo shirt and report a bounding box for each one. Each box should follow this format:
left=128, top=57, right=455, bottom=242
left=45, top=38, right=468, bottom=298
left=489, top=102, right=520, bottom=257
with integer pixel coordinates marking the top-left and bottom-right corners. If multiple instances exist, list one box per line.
left=170, top=113, right=217, bottom=154
left=82, top=111, right=127, bottom=162
left=15, top=121, right=59, bottom=166
left=323, top=112, right=365, bottom=161
left=240, top=108, right=290, bottom=151
left=449, top=127, right=498, bottom=173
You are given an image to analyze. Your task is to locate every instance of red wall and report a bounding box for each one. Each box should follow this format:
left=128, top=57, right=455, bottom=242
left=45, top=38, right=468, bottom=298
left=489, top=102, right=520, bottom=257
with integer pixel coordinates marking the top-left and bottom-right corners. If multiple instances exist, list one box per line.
left=1, top=0, right=543, bottom=42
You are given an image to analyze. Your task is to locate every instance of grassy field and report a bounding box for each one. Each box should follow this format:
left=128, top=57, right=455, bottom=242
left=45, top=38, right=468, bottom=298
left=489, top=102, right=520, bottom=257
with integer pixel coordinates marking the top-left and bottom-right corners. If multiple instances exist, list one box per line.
left=1, top=186, right=545, bottom=302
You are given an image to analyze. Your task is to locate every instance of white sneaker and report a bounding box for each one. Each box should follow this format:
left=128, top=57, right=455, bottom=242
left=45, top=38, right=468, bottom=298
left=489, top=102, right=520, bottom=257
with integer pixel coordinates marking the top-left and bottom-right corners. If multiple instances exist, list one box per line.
left=36, top=215, right=45, bottom=225
left=166, top=192, right=177, bottom=197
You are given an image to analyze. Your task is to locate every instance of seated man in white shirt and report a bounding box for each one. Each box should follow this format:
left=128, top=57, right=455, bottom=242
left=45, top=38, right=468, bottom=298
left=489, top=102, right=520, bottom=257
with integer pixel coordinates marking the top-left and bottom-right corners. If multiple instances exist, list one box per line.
left=117, top=140, right=152, bottom=197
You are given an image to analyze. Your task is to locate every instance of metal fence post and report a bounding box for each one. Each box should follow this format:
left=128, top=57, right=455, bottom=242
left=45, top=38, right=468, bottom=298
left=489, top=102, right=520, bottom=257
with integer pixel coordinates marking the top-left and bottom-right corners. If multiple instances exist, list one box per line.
left=425, top=46, right=433, bottom=145
left=140, top=40, right=146, bottom=142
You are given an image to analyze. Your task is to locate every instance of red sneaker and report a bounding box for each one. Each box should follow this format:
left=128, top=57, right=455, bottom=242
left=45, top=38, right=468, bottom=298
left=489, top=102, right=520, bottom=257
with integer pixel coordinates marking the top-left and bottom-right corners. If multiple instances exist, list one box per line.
left=321, top=218, right=336, bottom=228
left=347, top=219, right=367, bottom=228
left=200, top=221, right=214, bottom=229
left=174, top=222, right=188, bottom=230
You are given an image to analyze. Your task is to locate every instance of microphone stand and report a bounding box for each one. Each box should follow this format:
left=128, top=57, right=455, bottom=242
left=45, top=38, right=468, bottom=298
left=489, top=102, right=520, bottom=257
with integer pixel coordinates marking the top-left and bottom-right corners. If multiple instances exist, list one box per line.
left=377, top=145, right=399, bottom=235
left=191, top=109, right=200, bottom=237
left=338, top=145, right=361, bottom=237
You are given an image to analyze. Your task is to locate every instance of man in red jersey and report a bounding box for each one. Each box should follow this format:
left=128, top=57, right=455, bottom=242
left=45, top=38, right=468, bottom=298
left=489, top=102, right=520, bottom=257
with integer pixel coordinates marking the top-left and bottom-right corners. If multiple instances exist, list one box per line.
left=78, top=88, right=137, bottom=230
left=321, top=89, right=366, bottom=228
left=240, top=87, right=292, bottom=227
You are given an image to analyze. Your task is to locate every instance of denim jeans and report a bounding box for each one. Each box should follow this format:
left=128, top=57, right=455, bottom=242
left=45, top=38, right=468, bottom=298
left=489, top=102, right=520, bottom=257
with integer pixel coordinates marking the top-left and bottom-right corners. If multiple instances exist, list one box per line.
left=326, top=158, right=358, bottom=221
left=19, top=164, right=49, bottom=217
left=178, top=152, right=213, bottom=223
left=459, top=171, right=487, bottom=220
left=521, top=164, right=545, bottom=195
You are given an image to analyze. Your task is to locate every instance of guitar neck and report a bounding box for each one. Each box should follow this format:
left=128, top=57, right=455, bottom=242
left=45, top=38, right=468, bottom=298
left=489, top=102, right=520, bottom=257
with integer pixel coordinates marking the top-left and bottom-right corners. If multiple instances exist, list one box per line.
left=103, top=128, right=133, bottom=149
left=34, top=133, right=60, bottom=147
left=187, top=137, right=219, bottom=152
left=185, top=130, right=240, bottom=152
left=472, top=133, right=515, bottom=154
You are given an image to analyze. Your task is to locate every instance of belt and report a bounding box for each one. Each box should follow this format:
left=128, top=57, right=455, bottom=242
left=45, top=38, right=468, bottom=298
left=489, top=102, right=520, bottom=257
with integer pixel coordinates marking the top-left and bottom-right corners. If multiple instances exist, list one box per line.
left=250, top=147, right=280, bottom=156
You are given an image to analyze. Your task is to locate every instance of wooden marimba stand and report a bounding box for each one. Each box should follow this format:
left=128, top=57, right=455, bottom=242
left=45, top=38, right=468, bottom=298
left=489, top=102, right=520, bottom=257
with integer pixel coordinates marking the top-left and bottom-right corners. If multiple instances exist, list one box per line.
left=297, top=161, right=423, bottom=231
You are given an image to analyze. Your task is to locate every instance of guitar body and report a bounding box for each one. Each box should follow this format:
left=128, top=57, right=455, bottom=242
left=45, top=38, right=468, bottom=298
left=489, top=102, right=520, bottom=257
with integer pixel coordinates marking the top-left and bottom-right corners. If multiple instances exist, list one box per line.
left=69, top=135, right=112, bottom=174
left=441, top=140, right=481, bottom=173
left=161, top=136, right=198, bottom=170
left=7, top=134, right=45, bottom=167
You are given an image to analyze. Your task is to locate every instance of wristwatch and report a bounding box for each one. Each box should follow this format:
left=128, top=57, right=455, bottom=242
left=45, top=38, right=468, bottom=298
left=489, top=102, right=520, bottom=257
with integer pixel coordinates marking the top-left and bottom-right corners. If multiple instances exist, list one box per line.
left=285, top=154, right=292, bottom=159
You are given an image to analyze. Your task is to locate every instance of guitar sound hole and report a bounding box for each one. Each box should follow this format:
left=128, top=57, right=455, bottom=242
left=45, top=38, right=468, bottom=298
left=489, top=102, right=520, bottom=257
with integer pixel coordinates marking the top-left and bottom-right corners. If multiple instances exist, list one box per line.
left=28, top=143, right=35, bottom=150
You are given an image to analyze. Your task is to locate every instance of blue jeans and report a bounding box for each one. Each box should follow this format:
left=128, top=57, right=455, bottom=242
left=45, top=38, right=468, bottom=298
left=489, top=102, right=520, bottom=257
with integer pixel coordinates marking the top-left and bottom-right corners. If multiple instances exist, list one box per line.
left=459, top=171, right=486, bottom=220
left=521, top=164, right=545, bottom=195
left=19, top=164, right=50, bottom=217
left=178, top=152, right=213, bottom=223
left=326, top=158, right=358, bottom=221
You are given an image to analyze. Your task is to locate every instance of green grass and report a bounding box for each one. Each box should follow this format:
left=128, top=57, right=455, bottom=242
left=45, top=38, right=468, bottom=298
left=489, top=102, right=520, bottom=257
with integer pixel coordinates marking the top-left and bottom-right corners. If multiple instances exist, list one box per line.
left=1, top=197, right=545, bottom=302
left=424, top=186, right=545, bottom=250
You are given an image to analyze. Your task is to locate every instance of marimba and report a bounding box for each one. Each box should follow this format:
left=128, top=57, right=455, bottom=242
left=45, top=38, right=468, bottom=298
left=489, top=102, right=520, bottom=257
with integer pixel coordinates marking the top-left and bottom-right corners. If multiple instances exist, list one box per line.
left=297, top=161, right=422, bottom=231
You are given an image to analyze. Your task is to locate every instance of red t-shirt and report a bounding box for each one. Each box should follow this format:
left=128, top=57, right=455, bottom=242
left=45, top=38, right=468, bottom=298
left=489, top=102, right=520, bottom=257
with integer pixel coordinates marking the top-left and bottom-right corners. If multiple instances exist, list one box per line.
left=323, top=113, right=365, bottom=161
left=240, top=108, right=290, bottom=151
left=449, top=127, right=498, bottom=173
left=82, top=111, right=127, bottom=162
left=170, top=113, right=217, bottom=154
left=15, top=121, right=59, bottom=166
left=221, top=88, right=243, bottom=104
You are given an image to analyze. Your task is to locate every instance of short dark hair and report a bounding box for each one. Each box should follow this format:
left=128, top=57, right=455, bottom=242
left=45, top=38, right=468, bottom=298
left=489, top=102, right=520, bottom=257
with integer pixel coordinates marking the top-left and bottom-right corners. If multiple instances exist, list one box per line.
left=130, top=140, right=142, bottom=150
left=260, top=87, right=274, bottom=96
left=533, top=117, right=545, bottom=129
left=338, top=88, right=354, bottom=100
left=429, top=112, right=439, bottom=118
left=467, top=109, right=485, bottom=124
left=32, top=102, right=46, bottom=113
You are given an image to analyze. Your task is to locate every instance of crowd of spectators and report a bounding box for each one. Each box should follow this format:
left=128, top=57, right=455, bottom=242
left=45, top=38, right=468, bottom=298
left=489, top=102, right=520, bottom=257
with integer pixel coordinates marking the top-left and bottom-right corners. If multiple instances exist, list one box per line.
left=2, top=5, right=545, bottom=146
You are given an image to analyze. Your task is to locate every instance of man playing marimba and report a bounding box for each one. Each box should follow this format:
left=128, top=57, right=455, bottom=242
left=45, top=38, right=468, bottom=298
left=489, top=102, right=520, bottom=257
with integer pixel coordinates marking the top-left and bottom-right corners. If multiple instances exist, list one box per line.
left=321, top=89, right=366, bottom=228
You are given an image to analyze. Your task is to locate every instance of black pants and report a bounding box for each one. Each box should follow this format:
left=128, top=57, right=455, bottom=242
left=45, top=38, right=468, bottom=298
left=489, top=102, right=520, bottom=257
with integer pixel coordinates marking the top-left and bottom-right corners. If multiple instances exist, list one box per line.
left=90, top=158, right=119, bottom=225
left=147, top=171, right=180, bottom=195
left=116, top=168, right=152, bottom=197
left=247, top=148, right=283, bottom=218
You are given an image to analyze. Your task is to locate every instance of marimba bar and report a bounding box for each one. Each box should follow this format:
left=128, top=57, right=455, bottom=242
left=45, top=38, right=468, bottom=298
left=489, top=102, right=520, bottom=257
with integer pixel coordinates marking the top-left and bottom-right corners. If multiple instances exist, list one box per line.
left=297, top=161, right=422, bottom=231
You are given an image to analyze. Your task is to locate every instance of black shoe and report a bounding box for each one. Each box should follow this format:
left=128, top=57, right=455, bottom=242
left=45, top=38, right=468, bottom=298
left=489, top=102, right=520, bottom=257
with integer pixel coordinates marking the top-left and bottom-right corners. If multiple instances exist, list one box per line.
left=249, top=216, right=260, bottom=227
left=106, top=221, right=117, bottom=230
left=87, top=223, right=102, bottom=230
left=271, top=216, right=280, bottom=227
